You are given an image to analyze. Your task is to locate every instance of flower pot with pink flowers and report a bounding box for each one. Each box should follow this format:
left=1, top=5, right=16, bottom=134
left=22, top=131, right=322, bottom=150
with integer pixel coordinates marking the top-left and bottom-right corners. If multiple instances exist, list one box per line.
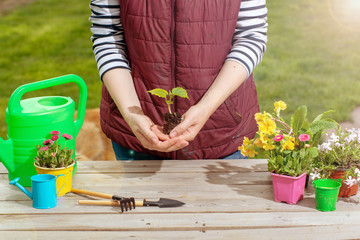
left=311, top=127, right=360, bottom=198
left=239, top=101, right=337, bottom=204
left=34, top=131, right=76, bottom=196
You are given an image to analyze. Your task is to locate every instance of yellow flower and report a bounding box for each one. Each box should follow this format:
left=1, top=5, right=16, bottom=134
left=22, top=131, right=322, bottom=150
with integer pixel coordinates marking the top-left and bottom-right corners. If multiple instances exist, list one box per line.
left=259, top=132, right=271, bottom=144
left=238, top=137, right=257, bottom=157
left=263, top=142, right=276, bottom=151
left=274, top=101, right=287, bottom=113
left=255, top=111, right=272, bottom=124
left=241, top=137, right=252, bottom=147
left=257, top=133, right=276, bottom=151
left=242, top=147, right=257, bottom=158
left=259, top=118, right=276, bottom=135
left=281, top=136, right=295, bottom=151
left=255, top=112, right=265, bottom=124
left=254, top=138, right=264, bottom=148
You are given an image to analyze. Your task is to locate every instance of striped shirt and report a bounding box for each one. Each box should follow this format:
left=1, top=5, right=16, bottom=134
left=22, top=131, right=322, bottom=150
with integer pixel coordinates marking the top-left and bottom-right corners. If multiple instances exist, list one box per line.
left=89, top=0, right=268, bottom=79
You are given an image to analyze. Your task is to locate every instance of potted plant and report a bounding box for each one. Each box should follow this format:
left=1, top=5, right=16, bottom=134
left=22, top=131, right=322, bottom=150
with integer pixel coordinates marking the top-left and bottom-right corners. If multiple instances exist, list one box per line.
left=34, top=130, right=76, bottom=196
left=239, top=100, right=337, bottom=204
left=148, top=87, right=189, bottom=134
left=311, top=127, right=360, bottom=197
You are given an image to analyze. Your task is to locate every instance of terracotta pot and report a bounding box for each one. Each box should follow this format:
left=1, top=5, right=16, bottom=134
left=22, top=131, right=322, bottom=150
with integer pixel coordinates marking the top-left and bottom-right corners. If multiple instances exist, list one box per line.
left=330, top=170, right=358, bottom=198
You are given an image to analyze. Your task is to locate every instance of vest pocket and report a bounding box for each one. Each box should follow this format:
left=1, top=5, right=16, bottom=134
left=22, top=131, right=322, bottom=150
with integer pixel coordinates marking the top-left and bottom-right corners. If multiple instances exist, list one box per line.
left=224, top=97, right=243, bottom=125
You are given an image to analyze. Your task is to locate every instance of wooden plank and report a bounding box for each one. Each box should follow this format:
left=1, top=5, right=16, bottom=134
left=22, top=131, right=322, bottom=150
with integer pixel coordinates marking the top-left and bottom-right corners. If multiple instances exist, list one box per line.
left=1, top=212, right=360, bottom=231
left=2, top=196, right=360, bottom=214
left=0, top=173, right=275, bottom=201
left=2, top=226, right=360, bottom=240
left=0, top=159, right=269, bottom=174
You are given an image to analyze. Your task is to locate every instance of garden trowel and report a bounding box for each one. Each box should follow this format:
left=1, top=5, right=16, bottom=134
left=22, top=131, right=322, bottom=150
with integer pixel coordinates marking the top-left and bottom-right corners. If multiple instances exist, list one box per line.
left=72, top=188, right=185, bottom=212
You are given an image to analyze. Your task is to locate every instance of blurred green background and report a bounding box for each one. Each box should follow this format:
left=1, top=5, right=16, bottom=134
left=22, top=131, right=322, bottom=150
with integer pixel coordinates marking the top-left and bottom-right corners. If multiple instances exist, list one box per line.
left=0, top=0, right=360, bottom=139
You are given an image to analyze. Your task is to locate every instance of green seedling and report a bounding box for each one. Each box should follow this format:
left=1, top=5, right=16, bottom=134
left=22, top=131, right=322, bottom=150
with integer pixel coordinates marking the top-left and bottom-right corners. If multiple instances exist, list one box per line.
left=147, top=87, right=189, bottom=114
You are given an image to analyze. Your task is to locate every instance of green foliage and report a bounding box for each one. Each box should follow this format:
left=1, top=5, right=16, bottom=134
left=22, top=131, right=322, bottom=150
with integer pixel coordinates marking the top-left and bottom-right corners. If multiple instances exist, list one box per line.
left=240, top=101, right=338, bottom=177
left=290, top=105, right=307, bottom=139
left=148, top=87, right=189, bottom=114
left=268, top=147, right=318, bottom=177
left=311, top=127, right=360, bottom=184
left=272, top=105, right=337, bottom=176
left=34, top=133, right=75, bottom=169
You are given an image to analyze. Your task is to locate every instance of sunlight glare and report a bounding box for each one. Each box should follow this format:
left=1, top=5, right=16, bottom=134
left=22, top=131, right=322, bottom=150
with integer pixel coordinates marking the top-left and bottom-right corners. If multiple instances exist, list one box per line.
left=328, top=0, right=360, bottom=31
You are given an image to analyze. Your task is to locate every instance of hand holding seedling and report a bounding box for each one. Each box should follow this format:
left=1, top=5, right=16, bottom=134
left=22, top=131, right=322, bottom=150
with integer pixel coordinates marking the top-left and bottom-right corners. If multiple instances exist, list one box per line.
left=123, top=106, right=189, bottom=152
left=148, top=87, right=189, bottom=134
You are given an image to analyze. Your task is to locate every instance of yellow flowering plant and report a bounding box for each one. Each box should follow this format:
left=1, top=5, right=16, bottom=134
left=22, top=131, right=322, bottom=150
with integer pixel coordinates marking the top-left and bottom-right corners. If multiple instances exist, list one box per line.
left=239, top=101, right=337, bottom=177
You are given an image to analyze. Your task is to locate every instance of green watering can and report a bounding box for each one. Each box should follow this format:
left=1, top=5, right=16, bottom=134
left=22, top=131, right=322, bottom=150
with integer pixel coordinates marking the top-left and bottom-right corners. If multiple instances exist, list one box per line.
left=0, top=74, right=87, bottom=187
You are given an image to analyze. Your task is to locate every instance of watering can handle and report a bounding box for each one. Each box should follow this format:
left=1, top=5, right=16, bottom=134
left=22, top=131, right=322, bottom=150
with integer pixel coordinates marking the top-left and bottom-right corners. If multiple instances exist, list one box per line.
left=8, top=74, right=88, bottom=136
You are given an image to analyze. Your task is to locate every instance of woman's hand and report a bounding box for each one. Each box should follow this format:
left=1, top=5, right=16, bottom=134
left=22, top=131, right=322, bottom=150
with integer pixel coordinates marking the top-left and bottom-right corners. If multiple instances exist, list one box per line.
left=103, top=68, right=189, bottom=153
left=168, top=105, right=209, bottom=142
left=125, top=107, right=189, bottom=152
left=169, top=60, right=249, bottom=142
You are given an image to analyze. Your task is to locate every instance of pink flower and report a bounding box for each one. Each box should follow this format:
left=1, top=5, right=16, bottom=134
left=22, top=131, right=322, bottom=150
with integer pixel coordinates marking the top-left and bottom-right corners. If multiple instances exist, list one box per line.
left=274, top=135, right=284, bottom=142
left=305, top=144, right=311, bottom=148
left=40, top=146, right=49, bottom=151
left=51, top=152, right=56, bottom=157
left=50, top=131, right=60, bottom=135
left=299, top=134, right=310, bottom=142
left=51, top=135, right=59, bottom=141
left=62, top=133, right=73, bottom=140
left=43, top=139, right=54, bottom=146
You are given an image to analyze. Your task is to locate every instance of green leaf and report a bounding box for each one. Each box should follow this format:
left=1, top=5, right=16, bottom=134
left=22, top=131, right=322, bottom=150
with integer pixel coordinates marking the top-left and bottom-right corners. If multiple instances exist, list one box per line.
left=307, top=147, right=319, bottom=158
left=147, top=88, right=168, bottom=98
left=302, top=118, right=310, bottom=131
left=171, top=87, right=189, bottom=99
left=310, top=119, right=337, bottom=134
left=291, top=105, right=307, bottom=135
left=312, top=110, right=335, bottom=123
left=311, top=127, right=324, bottom=143
left=300, top=148, right=306, bottom=159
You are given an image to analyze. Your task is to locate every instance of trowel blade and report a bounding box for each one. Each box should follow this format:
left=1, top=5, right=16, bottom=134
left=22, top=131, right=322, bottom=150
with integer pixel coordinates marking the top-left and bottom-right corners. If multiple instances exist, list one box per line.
left=143, top=198, right=185, bottom=208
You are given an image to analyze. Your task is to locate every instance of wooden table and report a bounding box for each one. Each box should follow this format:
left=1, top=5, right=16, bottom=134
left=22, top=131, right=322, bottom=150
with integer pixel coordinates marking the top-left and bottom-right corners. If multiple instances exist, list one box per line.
left=1, top=159, right=360, bottom=239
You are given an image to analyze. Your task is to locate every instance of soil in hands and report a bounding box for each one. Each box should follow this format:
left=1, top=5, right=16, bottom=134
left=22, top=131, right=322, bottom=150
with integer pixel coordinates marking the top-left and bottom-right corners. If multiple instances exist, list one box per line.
left=163, top=112, right=182, bottom=134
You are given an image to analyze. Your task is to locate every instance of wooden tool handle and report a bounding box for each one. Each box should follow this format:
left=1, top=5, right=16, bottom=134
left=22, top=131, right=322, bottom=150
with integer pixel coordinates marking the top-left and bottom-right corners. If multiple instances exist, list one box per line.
left=72, top=188, right=113, bottom=199
left=78, top=200, right=144, bottom=207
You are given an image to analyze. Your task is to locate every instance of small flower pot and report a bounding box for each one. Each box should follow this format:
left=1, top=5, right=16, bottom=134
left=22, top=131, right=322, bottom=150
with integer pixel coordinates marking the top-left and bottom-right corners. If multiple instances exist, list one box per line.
left=270, top=172, right=307, bottom=204
left=313, top=179, right=341, bottom=211
left=330, top=170, right=358, bottom=198
left=34, top=162, right=75, bottom=196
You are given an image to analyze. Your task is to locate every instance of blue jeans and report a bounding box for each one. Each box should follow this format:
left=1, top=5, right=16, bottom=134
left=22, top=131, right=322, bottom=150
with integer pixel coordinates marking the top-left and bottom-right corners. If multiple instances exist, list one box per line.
left=111, top=141, right=247, bottom=160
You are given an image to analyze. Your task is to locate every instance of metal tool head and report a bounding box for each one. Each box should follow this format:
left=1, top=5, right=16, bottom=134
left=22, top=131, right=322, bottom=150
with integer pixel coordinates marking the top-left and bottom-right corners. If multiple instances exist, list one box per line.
left=143, top=198, right=185, bottom=208
left=118, top=197, right=136, bottom=212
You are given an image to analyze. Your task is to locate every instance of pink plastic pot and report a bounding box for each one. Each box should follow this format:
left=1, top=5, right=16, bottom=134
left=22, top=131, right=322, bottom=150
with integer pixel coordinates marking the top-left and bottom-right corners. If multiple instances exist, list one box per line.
left=270, top=172, right=307, bottom=204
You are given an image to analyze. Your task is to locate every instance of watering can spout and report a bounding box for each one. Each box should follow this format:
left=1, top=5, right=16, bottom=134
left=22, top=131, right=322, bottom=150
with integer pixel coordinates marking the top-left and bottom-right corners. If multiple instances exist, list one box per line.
left=0, top=137, right=15, bottom=174
left=9, top=177, right=33, bottom=199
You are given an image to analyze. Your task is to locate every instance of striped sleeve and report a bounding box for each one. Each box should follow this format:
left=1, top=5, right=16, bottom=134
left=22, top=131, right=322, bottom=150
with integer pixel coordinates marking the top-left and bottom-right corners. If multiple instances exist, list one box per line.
left=89, top=0, right=130, bottom=80
left=226, top=0, right=268, bottom=76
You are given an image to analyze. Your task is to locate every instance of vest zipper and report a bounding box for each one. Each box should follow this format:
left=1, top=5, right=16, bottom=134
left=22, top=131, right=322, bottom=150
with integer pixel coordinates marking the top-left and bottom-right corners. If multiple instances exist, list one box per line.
left=171, top=0, right=177, bottom=160
left=170, top=0, right=176, bottom=98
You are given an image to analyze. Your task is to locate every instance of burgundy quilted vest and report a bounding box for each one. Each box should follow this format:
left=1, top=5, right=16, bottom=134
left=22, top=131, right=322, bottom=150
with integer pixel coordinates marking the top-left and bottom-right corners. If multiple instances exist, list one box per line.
left=100, top=0, right=259, bottom=159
